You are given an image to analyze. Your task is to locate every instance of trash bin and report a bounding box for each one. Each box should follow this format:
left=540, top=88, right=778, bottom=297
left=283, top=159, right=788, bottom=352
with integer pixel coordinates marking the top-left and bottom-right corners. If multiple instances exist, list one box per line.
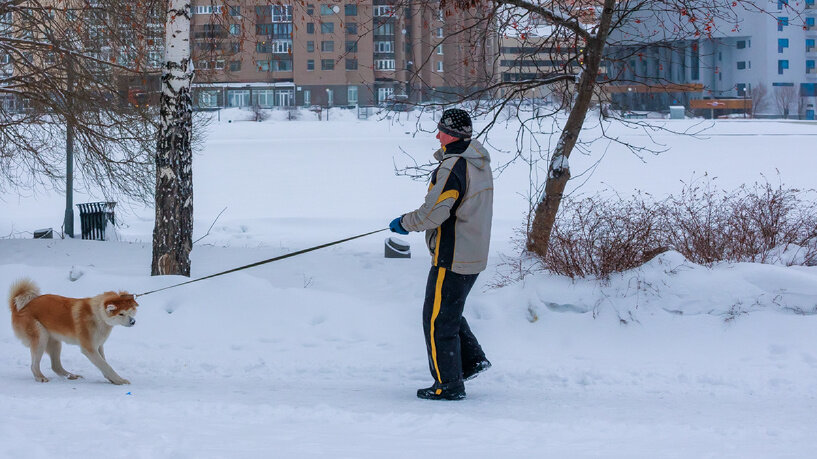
left=76, top=202, right=116, bottom=241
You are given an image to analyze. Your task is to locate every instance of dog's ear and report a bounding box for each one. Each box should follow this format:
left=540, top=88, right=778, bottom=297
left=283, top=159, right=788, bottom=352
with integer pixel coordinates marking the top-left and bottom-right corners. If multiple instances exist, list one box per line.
left=106, top=304, right=116, bottom=312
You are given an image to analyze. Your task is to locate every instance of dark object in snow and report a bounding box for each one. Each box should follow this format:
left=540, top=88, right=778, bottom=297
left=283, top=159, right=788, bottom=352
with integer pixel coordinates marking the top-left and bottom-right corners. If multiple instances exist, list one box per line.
left=76, top=202, right=116, bottom=241
left=33, top=228, right=53, bottom=239
left=417, top=380, right=466, bottom=401
left=385, top=237, right=410, bottom=258
left=463, top=359, right=491, bottom=381
left=68, top=266, right=84, bottom=282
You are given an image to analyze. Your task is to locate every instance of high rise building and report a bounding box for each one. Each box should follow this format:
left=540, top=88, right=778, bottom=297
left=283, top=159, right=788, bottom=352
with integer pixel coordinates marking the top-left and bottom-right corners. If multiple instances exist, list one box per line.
left=190, top=1, right=497, bottom=109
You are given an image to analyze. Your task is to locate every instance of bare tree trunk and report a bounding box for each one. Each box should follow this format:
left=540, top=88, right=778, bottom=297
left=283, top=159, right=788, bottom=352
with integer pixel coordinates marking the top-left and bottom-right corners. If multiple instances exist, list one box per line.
left=152, top=0, right=194, bottom=276
left=526, top=0, right=616, bottom=259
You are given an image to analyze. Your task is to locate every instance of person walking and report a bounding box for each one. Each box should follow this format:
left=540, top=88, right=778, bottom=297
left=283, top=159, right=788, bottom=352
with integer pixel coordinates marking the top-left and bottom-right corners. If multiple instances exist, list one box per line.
left=389, top=109, right=493, bottom=400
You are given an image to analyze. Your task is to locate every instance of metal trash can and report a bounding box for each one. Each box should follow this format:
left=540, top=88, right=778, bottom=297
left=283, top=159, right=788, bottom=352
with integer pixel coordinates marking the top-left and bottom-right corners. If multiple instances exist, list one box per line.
left=76, top=202, right=116, bottom=240
left=385, top=237, right=411, bottom=258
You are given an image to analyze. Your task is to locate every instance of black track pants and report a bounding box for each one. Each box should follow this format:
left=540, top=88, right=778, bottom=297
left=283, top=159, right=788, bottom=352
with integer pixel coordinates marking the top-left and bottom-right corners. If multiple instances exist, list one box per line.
left=422, top=266, right=487, bottom=384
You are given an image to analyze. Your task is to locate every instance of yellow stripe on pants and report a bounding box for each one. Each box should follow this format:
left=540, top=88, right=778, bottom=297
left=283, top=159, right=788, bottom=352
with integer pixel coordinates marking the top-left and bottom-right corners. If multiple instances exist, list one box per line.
left=430, top=267, right=446, bottom=384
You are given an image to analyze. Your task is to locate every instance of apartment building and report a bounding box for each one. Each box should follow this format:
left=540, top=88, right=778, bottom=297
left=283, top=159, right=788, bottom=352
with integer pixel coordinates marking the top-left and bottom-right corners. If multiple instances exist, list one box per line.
left=608, top=0, right=817, bottom=118
left=498, top=34, right=581, bottom=101
left=190, top=0, right=496, bottom=109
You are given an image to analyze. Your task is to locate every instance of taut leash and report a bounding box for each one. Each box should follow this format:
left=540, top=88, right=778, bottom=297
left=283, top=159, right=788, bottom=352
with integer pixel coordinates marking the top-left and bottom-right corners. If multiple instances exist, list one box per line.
left=135, top=228, right=389, bottom=298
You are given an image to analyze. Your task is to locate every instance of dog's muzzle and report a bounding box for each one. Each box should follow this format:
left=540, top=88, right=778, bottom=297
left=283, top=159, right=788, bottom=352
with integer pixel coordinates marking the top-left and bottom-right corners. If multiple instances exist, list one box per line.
left=128, top=318, right=136, bottom=326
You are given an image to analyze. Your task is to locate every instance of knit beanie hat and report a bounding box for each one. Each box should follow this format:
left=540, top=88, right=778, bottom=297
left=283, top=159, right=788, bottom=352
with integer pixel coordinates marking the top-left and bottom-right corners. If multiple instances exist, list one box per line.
left=437, top=109, right=472, bottom=139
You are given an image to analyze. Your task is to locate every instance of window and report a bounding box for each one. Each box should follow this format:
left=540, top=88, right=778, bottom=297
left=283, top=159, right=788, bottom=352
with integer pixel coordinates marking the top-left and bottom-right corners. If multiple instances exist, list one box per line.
left=777, top=17, right=788, bottom=32
left=778, top=59, right=789, bottom=74
left=303, top=89, right=311, bottom=105
left=230, top=42, right=241, bottom=53
left=307, top=41, right=315, bottom=52
left=736, top=83, right=747, bottom=95
left=375, top=59, right=395, bottom=70
left=321, top=40, right=334, bottom=52
left=272, top=59, right=292, bottom=71
left=778, top=38, right=789, bottom=53
left=373, top=5, right=394, bottom=16
left=777, top=0, right=788, bottom=9
left=307, top=59, right=315, bottom=70
left=227, top=90, right=250, bottom=107
left=737, top=61, right=746, bottom=70
left=321, top=22, right=335, bottom=33
left=376, top=23, right=394, bottom=35
left=346, top=41, right=358, bottom=53
left=194, top=5, right=222, bottom=15
left=436, top=27, right=443, bottom=38
left=736, top=40, right=746, bottom=49
left=375, top=41, right=393, bottom=53
left=256, top=5, right=293, bottom=21
left=256, top=60, right=269, bottom=71
left=691, top=44, right=700, bottom=80
left=327, top=89, right=334, bottom=106
left=436, top=61, right=443, bottom=72
left=307, top=4, right=314, bottom=15
left=346, top=23, right=358, bottom=35
left=438, top=9, right=444, bottom=21
left=307, top=23, right=315, bottom=34
left=198, top=90, right=219, bottom=108
left=808, top=39, right=816, bottom=52
left=321, top=59, right=335, bottom=70
left=347, top=86, right=358, bottom=104
left=255, top=90, right=274, bottom=108
left=274, top=40, right=292, bottom=53
left=377, top=87, right=394, bottom=103
left=345, top=4, right=357, bottom=16
left=229, top=6, right=240, bottom=16
left=436, top=45, right=443, bottom=55
left=808, top=17, right=816, bottom=30
left=807, top=60, right=816, bottom=74
left=229, top=60, right=241, bottom=71
left=198, top=60, right=210, bottom=70
left=229, top=24, right=240, bottom=36
left=321, top=5, right=334, bottom=15
left=256, top=23, right=293, bottom=38
left=215, top=59, right=225, bottom=70
left=346, top=58, right=358, bottom=70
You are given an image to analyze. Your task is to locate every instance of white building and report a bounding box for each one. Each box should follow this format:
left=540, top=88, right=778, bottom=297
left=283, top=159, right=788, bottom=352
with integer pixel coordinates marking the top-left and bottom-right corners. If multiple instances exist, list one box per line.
left=608, top=0, right=817, bottom=119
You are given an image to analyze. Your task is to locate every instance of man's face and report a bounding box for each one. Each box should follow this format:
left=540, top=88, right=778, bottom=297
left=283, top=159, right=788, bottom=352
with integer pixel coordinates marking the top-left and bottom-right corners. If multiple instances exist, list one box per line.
left=436, top=130, right=459, bottom=147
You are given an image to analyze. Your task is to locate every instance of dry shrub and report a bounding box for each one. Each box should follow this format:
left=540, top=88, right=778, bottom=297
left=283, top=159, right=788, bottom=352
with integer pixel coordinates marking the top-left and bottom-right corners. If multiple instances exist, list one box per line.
left=661, top=179, right=817, bottom=265
left=533, top=177, right=817, bottom=279
left=541, top=193, right=666, bottom=279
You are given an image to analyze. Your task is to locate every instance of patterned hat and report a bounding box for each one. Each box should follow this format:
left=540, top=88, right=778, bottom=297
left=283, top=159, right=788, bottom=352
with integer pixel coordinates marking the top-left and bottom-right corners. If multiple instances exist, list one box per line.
left=437, top=109, right=472, bottom=139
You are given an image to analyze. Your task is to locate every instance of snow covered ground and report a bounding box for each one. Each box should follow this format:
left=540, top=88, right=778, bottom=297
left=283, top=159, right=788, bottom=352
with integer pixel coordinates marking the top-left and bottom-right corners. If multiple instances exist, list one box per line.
left=1, top=110, right=816, bottom=458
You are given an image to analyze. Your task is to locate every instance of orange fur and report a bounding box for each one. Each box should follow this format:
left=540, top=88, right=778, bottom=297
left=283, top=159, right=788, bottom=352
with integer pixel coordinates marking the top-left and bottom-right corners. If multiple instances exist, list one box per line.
left=8, top=279, right=138, bottom=385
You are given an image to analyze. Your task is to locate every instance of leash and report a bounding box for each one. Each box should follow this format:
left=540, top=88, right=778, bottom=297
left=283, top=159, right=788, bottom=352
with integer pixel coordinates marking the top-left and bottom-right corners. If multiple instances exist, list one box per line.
left=135, top=228, right=389, bottom=298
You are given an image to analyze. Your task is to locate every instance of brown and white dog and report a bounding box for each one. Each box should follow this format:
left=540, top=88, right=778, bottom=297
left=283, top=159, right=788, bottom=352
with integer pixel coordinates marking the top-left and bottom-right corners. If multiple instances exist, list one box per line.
left=8, top=279, right=138, bottom=385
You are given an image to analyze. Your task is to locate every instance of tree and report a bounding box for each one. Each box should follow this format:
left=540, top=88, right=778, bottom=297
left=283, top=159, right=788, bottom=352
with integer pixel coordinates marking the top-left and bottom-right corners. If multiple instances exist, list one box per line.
left=774, top=85, right=798, bottom=119
left=390, top=0, right=780, bottom=261
left=0, top=1, right=162, bottom=203
left=152, top=0, right=194, bottom=276
left=751, top=82, right=768, bottom=118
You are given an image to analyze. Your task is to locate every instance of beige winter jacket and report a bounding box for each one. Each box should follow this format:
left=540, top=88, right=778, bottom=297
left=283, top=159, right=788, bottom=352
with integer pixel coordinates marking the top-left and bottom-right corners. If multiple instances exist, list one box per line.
left=401, top=139, right=494, bottom=275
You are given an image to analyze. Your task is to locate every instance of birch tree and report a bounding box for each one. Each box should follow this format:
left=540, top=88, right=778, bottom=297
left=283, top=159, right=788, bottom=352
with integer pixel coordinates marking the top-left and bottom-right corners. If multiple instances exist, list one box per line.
left=152, top=0, right=194, bottom=276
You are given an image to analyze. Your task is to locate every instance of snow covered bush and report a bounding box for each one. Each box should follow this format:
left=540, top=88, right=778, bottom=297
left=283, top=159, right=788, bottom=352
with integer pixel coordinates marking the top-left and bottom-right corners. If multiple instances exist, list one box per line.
left=534, top=178, right=817, bottom=279
left=538, top=193, right=666, bottom=279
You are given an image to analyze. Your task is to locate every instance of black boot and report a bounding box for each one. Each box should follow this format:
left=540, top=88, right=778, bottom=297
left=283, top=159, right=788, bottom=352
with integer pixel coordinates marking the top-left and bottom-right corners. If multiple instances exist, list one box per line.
left=463, top=359, right=491, bottom=381
left=417, top=380, right=466, bottom=401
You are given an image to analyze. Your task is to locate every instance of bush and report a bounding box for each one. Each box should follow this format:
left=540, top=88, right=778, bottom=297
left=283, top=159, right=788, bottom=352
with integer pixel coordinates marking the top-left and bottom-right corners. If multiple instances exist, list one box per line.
left=533, top=177, right=817, bottom=279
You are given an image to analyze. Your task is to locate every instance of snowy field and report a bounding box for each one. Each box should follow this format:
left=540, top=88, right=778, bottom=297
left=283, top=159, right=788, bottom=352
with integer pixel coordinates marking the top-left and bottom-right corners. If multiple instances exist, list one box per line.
left=1, top=109, right=817, bottom=458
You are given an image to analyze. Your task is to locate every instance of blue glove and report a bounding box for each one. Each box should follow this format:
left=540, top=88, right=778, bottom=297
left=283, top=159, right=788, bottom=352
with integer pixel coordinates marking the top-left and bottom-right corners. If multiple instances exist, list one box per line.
left=389, top=216, right=409, bottom=235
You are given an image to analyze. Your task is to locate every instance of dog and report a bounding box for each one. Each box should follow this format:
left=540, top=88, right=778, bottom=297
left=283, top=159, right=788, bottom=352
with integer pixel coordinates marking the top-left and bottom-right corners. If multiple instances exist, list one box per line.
left=8, top=279, right=138, bottom=385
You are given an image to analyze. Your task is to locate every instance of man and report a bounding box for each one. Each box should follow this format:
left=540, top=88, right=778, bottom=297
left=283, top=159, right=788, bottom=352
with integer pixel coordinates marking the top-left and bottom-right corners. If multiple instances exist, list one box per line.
left=389, top=108, right=493, bottom=401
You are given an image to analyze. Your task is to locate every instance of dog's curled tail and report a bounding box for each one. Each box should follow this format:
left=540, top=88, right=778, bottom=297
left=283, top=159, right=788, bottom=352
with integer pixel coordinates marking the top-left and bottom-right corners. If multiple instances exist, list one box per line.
left=8, top=278, right=40, bottom=313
